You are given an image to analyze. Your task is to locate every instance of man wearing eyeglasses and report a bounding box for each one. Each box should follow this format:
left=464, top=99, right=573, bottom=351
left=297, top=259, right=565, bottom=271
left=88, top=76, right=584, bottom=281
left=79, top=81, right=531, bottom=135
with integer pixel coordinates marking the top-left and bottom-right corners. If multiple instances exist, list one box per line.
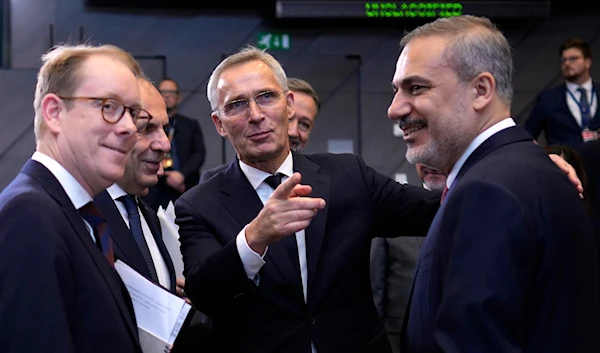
left=142, top=78, right=206, bottom=212
left=0, top=44, right=145, bottom=352
left=199, top=77, right=320, bottom=183
left=525, top=38, right=599, bottom=148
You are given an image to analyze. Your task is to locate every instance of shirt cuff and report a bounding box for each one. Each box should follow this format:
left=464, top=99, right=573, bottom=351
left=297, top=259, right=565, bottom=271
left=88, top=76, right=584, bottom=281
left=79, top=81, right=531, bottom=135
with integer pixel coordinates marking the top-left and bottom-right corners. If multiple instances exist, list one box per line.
left=236, top=225, right=267, bottom=281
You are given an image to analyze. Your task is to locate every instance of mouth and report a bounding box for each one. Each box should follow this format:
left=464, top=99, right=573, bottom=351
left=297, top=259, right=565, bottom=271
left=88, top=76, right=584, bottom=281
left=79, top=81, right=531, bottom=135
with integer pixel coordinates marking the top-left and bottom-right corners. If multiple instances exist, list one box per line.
left=104, top=145, right=127, bottom=155
left=247, top=130, right=272, bottom=140
left=399, top=119, right=427, bottom=138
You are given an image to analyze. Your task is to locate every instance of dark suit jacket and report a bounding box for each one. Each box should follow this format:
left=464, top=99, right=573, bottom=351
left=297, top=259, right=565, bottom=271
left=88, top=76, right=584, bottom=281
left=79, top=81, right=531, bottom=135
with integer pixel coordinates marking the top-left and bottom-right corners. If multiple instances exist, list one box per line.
left=524, top=83, right=600, bottom=148
left=175, top=152, right=440, bottom=353
left=143, top=113, right=206, bottom=211
left=94, top=190, right=177, bottom=292
left=402, top=127, right=600, bottom=353
left=199, top=164, right=226, bottom=183
left=578, top=140, right=600, bottom=272
left=0, top=160, right=142, bottom=353
left=94, top=190, right=215, bottom=353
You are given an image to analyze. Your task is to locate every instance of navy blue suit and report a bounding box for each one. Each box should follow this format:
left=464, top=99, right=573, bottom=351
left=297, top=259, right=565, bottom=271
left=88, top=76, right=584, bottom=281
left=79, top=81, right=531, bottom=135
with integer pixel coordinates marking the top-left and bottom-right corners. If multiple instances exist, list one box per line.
left=94, top=191, right=177, bottom=292
left=402, top=127, right=600, bottom=353
left=0, top=160, right=141, bottom=353
left=524, top=83, right=600, bottom=148
left=176, top=152, right=440, bottom=353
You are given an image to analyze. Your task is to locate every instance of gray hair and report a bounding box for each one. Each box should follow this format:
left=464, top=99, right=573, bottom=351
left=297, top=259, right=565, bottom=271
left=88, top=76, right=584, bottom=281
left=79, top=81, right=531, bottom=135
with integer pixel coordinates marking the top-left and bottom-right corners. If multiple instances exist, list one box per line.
left=400, top=15, right=514, bottom=107
left=206, top=46, right=289, bottom=113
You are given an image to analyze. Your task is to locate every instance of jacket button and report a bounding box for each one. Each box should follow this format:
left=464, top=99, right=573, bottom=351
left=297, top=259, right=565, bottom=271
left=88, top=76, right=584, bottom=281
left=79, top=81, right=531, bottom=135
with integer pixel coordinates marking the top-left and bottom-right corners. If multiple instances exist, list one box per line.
left=308, top=315, right=316, bottom=325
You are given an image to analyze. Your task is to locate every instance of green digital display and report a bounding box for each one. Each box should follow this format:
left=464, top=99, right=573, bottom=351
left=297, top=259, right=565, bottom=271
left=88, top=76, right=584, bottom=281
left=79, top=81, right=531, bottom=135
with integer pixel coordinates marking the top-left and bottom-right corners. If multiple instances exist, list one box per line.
left=364, top=2, right=463, bottom=18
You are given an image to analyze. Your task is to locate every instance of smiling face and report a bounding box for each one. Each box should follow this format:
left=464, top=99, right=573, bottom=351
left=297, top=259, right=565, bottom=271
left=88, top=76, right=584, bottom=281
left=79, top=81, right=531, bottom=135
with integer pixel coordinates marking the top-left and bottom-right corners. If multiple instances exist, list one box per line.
left=119, top=80, right=171, bottom=196
left=49, top=54, right=140, bottom=195
left=288, top=91, right=318, bottom=151
left=416, top=163, right=446, bottom=191
left=388, top=36, right=478, bottom=173
left=211, top=59, right=294, bottom=171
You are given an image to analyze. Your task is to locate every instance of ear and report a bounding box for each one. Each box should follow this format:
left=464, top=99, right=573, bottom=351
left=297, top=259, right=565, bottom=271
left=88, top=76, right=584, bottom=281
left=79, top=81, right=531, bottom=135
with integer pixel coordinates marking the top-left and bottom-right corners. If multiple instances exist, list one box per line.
left=285, top=90, right=295, bottom=119
left=471, top=72, right=495, bottom=111
left=211, top=112, right=227, bottom=137
left=41, top=94, right=63, bottom=135
left=585, top=58, right=592, bottom=70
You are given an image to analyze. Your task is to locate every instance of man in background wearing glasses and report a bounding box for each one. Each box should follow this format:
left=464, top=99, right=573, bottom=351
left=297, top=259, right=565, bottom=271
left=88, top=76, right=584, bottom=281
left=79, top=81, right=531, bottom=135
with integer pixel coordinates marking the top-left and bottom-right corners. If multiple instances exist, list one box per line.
left=0, top=44, right=146, bottom=352
left=525, top=37, right=599, bottom=148
left=142, top=78, right=206, bottom=212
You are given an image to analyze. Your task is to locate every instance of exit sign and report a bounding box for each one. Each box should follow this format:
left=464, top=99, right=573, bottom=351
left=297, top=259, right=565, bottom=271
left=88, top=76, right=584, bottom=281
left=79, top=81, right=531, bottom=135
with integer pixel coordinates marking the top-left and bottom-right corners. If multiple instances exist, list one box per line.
left=257, top=32, right=291, bottom=50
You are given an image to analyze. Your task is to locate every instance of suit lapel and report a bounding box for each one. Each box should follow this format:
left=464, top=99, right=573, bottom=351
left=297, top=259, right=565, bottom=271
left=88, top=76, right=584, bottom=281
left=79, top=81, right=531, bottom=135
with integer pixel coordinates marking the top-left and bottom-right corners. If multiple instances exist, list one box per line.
left=22, top=161, right=140, bottom=347
left=292, top=152, right=330, bottom=304
left=139, top=199, right=177, bottom=293
left=94, top=191, right=153, bottom=281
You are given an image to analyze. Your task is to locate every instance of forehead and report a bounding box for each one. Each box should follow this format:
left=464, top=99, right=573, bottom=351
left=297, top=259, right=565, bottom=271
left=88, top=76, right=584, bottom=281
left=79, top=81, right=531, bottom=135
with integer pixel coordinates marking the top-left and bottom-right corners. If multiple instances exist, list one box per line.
left=217, top=60, right=281, bottom=100
left=159, top=80, right=177, bottom=90
left=393, top=36, right=451, bottom=85
left=143, top=90, right=169, bottom=125
left=76, top=55, right=140, bottom=105
left=292, top=91, right=317, bottom=121
left=562, top=47, right=584, bottom=58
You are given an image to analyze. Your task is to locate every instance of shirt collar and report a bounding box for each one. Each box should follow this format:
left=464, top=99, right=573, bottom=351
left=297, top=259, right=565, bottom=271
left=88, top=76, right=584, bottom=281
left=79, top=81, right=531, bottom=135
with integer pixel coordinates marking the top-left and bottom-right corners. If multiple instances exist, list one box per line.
left=446, top=118, right=516, bottom=189
left=239, top=151, right=294, bottom=191
left=31, top=151, right=92, bottom=210
left=106, top=183, right=128, bottom=201
left=566, top=77, right=593, bottom=94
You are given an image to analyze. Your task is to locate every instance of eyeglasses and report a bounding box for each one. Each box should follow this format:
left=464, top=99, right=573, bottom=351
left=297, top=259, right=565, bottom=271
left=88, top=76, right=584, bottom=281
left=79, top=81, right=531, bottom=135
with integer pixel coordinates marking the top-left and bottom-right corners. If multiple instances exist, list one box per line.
left=159, top=89, right=178, bottom=97
left=58, top=96, right=153, bottom=132
left=220, top=90, right=286, bottom=117
left=560, top=56, right=583, bottom=64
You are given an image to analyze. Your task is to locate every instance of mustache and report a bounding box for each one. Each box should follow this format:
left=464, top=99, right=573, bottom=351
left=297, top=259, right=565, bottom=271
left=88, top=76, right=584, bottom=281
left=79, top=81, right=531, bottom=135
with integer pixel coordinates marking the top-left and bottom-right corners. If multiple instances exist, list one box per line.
left=398, top=117, right=427, bottom=130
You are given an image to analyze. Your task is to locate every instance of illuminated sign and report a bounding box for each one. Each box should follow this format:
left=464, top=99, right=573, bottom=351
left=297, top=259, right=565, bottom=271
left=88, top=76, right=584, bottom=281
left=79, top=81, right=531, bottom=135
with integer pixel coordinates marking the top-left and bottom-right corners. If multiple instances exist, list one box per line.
left=365, top=2, right=463, bottom=18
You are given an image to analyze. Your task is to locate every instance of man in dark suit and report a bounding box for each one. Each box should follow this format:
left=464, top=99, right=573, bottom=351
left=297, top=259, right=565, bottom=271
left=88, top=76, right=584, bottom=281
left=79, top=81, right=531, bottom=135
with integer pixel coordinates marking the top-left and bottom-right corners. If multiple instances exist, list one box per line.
left=390, top=15, right=599, bottom=352
left=175, top=46, right=442, bottom=353
left=200, top=76, right=320, bottom=183
left=0, top=44, right=146, bottom=352
left=143, top=78, right=206, bottom=211
left=94, top=77, right=213, bottom=353
left=524, top=37, right=599, bottom=148
left=370, top=164, right=446, bottom=353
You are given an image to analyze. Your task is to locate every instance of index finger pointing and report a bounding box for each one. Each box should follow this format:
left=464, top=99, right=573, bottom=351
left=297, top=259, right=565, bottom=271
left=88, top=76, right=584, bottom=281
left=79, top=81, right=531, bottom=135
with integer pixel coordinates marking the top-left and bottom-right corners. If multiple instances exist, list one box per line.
left=271, top=172, right=302, bottom=200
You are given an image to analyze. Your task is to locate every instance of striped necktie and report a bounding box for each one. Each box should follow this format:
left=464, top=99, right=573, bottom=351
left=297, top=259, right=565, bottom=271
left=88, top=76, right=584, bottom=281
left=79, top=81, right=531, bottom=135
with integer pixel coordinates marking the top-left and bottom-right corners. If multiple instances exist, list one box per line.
left=80, top=202, right=114, bottom=266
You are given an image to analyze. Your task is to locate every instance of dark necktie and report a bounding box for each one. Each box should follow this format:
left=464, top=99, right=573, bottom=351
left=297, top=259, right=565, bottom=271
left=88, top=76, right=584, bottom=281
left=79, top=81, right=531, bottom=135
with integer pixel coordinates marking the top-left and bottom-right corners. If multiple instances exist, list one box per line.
left=440, top=185, right=449, bottom=205
left=80, top=202, right=114, bottom=266
left=120, top=195, right=159, bottom=283
left=577, top=87, right=592, bottom=128
left=263, top=173, right=302, bottom=275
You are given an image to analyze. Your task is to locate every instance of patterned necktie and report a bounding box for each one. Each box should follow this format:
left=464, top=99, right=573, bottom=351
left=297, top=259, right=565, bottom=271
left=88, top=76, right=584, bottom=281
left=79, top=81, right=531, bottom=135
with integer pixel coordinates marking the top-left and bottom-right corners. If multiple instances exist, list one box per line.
left=440, top=185, right=449, bottom=205
left=577, top=87, right=592, bottom=128
left=120, top=195, right=159, bottom=283
left=80, top=202, right=114, bottom=266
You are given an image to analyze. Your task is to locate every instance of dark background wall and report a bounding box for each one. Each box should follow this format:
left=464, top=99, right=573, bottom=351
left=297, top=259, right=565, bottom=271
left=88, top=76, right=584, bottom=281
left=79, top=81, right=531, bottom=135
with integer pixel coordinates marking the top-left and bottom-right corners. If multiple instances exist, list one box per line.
left=1, top=0, right=599, bottom=190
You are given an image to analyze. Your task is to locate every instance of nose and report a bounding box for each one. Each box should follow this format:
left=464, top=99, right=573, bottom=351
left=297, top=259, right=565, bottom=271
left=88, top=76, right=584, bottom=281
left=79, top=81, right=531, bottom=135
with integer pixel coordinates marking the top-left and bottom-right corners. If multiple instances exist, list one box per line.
left=387, top=91, right=412, bottom=122
left=152, top=127, right=172, bottom=153
left=247, top=100, right=264, bottom=122
left=116, top=110, right=137, bottom=138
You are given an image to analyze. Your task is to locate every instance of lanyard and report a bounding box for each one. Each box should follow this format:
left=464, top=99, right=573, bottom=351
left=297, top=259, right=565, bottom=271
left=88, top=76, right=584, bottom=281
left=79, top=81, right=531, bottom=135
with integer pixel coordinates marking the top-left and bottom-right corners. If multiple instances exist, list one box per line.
left=166, top=118, right=177, bottom=142
left=567, top=87, right=596, bottom=111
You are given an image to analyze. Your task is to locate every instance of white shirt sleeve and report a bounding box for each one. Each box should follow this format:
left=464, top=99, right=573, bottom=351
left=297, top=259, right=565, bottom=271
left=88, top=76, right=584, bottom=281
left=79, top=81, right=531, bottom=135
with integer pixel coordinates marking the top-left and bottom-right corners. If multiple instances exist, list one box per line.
left=236, top=225, right=268, bottom=284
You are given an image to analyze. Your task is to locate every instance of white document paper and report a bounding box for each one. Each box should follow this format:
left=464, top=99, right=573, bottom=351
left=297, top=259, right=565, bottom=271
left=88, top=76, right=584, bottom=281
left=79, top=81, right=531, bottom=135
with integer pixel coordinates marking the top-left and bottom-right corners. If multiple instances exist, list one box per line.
left=115, top=260, right=192, bottom=353
left=157, top=203, right=184, bottom=278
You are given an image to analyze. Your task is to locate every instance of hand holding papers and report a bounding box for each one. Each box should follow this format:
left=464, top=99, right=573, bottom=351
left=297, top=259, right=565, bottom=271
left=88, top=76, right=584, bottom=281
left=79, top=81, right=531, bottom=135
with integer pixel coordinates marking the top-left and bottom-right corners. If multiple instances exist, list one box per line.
left=115, top=260, right=192, bottom=353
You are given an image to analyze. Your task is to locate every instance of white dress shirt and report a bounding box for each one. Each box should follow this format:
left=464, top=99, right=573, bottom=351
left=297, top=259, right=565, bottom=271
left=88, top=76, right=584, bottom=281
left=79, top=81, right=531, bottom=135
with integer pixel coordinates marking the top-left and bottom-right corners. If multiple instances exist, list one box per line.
left=107, top=183, right=171, bottom=289
left=446, top=118, right=517, bottom=189
left=565, top=78, right=597, bottom=127
left=31, top=151, right=94, bottom=241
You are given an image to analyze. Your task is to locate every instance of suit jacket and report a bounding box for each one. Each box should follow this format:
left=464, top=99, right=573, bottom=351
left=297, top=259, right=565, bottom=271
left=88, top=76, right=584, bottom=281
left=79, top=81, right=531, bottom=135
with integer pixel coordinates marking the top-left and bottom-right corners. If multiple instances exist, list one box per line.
left=175, top=152, right=440, bottom=353
left=199, top=164, right=226, bottom=183
left=577, top=140, right=600, bottom=274
left=402, top=127, right=600, bottom=353
left=94, top=190, right=177, bottom=292
left=524, top=83, right=600, bottom=148
left=0, top=160, right=142, bottom=353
